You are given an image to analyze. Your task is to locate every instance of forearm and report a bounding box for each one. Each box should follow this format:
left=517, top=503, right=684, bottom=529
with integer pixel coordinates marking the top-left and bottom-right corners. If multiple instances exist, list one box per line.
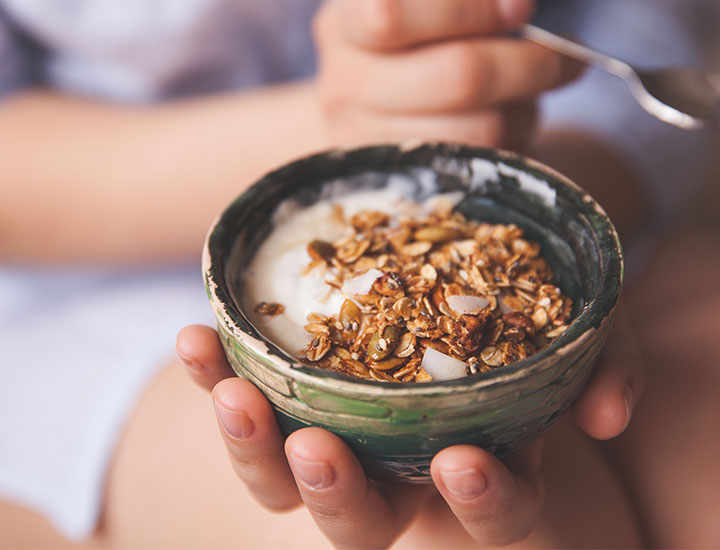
left=0, top=82, right=329, bottom=263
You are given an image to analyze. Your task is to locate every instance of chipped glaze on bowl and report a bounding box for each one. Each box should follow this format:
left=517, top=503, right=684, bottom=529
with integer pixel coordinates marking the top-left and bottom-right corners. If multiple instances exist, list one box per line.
left=203, top=143, right=623, bottom=483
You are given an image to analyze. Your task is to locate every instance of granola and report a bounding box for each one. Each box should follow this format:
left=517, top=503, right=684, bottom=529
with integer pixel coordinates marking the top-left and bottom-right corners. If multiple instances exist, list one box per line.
left=255, top=205, right=573, bottom=383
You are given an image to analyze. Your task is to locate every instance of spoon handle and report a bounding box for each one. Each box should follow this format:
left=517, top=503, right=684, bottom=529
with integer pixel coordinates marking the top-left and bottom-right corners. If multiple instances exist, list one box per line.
left=520, top=24, right=634, bottom=80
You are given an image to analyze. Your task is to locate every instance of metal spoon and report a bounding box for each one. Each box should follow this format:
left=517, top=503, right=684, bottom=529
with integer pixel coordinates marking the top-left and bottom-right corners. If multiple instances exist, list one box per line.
left=520, top=23, right=720, bottom=131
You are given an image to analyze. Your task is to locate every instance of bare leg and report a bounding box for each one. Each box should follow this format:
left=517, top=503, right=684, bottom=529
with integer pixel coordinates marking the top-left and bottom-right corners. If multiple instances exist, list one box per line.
left=0, top=500, right=103, bottom=549
left=102, top=362, right=333, bottom=549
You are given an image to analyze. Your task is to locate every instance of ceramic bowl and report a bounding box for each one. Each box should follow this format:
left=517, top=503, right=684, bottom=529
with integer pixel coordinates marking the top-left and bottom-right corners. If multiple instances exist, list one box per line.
left=203, top=143, right=623, bottom=483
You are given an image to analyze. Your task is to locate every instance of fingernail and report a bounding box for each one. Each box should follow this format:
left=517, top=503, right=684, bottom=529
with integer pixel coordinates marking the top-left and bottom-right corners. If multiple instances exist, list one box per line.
left=622, top=385, right=633, bottom=432
left=214, top=402, right=254, bottom=439
left=498, top=0, right=534, bottom=26
left=440, top=468, right=488, bottom=500
left=288, top=454, right=334, bottom=489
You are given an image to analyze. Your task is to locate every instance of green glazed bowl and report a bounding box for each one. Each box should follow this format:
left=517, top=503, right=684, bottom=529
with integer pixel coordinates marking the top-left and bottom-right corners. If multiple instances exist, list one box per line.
left=203, top=143, right=623, bottom=483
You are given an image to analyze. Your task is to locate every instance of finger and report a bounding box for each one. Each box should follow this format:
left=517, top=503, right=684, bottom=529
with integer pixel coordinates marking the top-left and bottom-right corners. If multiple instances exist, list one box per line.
left=212, top=377, right=302, bottom=511
left=176, top=324, right=235, bottom=392
left=431, top=439, right=545, bottom=546
left=320, top=38, right=582, bottom=114
left=572, top=303, right=646, bottom=440
left=285, top=427, right=433, bottom=549
left=329, top=101, right=539, bottom=152
left=328, top=0, right=535, bottom=50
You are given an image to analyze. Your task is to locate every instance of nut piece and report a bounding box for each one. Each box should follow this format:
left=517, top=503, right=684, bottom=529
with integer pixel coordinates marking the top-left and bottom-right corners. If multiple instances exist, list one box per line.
left=350, top=210, right=389, bottom=231
left=392, top=297, right=413, bottom=319
left=367, top=325, right=400, bottom=361
left=336, top=238, right=370, bottom=263
left=339, top=299, right=361, bottom=338
left=254, top=302, right=285, bottom=316
left=480, top=345, right=503, bottom=367
left=394, top=331, right=416, bottom=357
left=415, top=368, right=433, bottom=383
left=340, top=358, right=370, bottom=378
left=420, top=263, right=438, bottom=284
left=304, top=322, right=330, bottom=335
left=369, top=357, right=406, bottom=371
left=373, top=272, right=405, bottom=296
left=502, top=311, right=536, bottom=337
left=369, top=369, right=398, bottom=382
left=414, top=226, right=462, bottom=243
left=532, top=307, right=549, bottom=331
left=453, top=312, right=490, bottom=354
left=400, top=241, right=433, bottom=257
left=307, top=240, right=335, bottom=263
left=306, top=335, right=331, bottom=361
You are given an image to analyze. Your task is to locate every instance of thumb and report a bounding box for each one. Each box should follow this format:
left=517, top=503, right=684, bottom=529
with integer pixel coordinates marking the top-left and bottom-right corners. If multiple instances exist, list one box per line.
left=431, top=438, right=545, bottom=546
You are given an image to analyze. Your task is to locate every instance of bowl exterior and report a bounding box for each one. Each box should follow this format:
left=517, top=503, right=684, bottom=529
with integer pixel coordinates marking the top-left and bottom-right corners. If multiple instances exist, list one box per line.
left=211, top=308, right=612, bottom=483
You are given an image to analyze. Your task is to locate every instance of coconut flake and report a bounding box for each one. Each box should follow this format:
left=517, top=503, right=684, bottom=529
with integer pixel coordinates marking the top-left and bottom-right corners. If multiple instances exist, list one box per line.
left=421, top=347, right=468, bottom=381
left=446, top=294, right=490, bottom=315
left=342, top=268, right=383, bottom=297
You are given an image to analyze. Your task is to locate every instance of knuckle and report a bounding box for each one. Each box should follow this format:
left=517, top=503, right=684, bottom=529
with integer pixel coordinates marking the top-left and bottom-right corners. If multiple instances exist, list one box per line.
left=305, top=501, right=352, bottom=524
left=487, top=518, right=535, bottom=546
left=483, top=526, right=534, bottom=547
left=311, top=3, right=334, bottom=46
left=232, top=467, right=301, bottom=513
left=260, top=498, right=300, bottom=513
left=315, top=61, right=356, bottom=117
left=316, top=77, right=352, bottom=119
left=226, top=441, right=256, bottom=469
left=460, top=512, right=535, bottom=547
left=229, top=456, right=285, bottom=491
left=358, top=0, right=403, bottom=48
left=441, top=45, right=495, bottom=110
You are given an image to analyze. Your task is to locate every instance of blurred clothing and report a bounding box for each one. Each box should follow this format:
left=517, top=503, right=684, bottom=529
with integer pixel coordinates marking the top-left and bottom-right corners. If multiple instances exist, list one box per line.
left=0, top=0, right=718, bottom=541
left=0, top=0, right=321, bottom=99
left=0, top=266, right=213, bottom=539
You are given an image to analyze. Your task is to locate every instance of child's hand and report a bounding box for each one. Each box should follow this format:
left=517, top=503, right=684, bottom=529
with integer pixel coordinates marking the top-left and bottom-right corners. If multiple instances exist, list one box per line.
left=176, top=305, right=643, bottom=547
left=312, top=0, right=583, bottom=151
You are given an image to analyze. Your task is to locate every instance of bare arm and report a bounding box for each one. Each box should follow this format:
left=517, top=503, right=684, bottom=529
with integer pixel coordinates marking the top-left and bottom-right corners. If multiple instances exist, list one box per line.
left=0, top=82, right=328, bottom=263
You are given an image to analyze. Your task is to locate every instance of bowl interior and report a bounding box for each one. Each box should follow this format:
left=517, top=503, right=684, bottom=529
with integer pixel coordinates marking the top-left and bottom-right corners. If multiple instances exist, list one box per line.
left=206, top=143, right=622, bottom=389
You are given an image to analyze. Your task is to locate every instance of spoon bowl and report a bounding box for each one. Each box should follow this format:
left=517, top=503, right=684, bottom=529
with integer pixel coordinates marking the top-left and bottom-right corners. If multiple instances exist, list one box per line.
left=635, top=67, right=720, bottom=129
left=521, top=24, right=720, bottom=130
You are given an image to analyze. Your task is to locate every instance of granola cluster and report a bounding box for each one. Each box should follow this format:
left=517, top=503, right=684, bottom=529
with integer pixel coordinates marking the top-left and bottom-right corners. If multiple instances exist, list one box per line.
left=256, top=203, right=573, bottom=383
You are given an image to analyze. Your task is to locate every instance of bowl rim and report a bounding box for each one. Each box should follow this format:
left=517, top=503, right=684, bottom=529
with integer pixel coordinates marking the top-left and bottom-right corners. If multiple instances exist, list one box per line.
left=203, top=142, right=623, bottom=397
